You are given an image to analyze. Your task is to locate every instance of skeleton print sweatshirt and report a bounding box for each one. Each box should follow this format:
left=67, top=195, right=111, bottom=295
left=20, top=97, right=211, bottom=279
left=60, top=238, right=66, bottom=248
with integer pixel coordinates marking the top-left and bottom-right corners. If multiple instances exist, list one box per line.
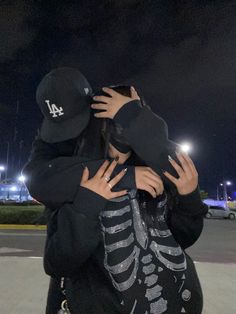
left=44, top=182, right=207, bottom=314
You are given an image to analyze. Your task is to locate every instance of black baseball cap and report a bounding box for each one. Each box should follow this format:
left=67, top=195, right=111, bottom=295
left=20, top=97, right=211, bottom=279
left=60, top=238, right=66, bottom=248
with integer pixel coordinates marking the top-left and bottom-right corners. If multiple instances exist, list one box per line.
left=36, top=67, right=93, bottom=143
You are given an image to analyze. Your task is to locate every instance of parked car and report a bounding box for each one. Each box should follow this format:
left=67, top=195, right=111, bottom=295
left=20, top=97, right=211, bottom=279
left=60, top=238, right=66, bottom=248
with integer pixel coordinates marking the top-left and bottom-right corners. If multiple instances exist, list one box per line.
left=205, top=205, right=236, bottom=220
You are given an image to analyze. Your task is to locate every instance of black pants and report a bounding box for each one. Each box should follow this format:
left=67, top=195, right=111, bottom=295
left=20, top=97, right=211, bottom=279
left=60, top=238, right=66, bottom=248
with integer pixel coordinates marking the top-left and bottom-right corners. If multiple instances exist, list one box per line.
left=46, top=277, right=65, bottom=314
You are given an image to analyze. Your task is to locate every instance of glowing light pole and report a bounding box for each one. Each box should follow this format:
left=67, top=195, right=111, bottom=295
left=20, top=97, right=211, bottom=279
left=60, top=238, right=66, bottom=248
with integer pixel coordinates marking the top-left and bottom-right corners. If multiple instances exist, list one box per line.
left=180, top=142, right=192, bottom=154
left=0, top=165, right=5, bottom=181
left=220, top=181, right=232, bottom=202
left=18, top=175, right=26, bottom=202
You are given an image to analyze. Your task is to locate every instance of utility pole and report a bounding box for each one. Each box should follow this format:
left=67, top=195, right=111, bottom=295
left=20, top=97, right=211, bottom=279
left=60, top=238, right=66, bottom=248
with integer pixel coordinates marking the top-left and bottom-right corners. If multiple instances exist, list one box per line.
left=216, top=186, right=219, bottom=201
left=11, top=100, right=20, bottom=175
left=6, top=141, right=10, bottom=180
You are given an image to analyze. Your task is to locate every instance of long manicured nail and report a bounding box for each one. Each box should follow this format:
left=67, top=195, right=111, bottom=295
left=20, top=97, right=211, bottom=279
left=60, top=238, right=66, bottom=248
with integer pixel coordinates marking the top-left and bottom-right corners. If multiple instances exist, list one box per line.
left=168, top=155, right=173, bottom=161
left=123, top=168, right=128, bottom=173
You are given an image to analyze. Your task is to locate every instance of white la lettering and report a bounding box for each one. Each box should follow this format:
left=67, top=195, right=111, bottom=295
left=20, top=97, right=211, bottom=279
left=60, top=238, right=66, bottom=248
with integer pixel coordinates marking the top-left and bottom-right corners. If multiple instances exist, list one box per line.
left=45, top=100, right=64, bottom=118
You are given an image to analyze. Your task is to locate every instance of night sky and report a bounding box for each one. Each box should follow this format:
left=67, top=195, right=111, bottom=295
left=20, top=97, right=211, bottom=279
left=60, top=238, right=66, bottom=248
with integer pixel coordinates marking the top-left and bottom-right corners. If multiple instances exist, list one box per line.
left=1, top=0, right=236, bottom=198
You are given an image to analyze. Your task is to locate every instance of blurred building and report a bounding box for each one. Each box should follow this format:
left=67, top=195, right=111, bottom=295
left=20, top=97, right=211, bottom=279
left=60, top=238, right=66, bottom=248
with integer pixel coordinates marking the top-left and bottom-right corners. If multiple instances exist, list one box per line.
left=0, top=182, right=32, bottom=202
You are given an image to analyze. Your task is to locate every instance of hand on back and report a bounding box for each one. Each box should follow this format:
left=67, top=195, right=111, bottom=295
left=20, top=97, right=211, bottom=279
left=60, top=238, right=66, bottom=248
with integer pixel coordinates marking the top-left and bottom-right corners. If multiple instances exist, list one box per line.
left=135, top=166, right=164, bottom=198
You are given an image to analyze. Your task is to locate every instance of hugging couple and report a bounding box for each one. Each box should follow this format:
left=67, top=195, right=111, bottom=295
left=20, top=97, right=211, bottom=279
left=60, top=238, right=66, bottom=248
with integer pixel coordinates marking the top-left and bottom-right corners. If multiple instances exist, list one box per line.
left=24, top=67, right=207, bottom=314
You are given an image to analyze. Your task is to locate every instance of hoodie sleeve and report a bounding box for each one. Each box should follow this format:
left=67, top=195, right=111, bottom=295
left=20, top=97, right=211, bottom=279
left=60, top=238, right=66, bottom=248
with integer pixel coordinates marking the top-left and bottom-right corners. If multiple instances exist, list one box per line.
left=23, top=138, right=136, bottom=208
left=44, top=186, right=107, bottom=277
left=114, top=100, right=178, bottom=176
left=114, top=103, right=207, bottom=248
left=165, top=188, right=208, bottom=249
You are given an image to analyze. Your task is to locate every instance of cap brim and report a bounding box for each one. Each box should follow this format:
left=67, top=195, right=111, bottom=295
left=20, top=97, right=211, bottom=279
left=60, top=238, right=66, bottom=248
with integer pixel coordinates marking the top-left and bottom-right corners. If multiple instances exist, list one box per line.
left=40, top=109, right=90, bottom=143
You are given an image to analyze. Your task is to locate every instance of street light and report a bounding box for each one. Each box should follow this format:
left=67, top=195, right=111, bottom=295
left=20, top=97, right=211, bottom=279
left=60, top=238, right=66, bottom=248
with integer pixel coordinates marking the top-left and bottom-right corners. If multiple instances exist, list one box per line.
left=18, top=175, right=26, bottom=183
left=0, top=165, right=5, bottom=181
left=17, top=175, right=26, bottom=202
left=219, top=181, right=233, bottom=202
left=180, top=142, right=192, bottom=154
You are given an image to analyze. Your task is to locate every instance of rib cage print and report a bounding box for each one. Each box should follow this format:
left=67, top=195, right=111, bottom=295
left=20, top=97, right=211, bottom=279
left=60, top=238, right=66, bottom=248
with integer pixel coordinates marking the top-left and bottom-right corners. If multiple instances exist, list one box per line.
left=100, top=190, right=193, bottom=314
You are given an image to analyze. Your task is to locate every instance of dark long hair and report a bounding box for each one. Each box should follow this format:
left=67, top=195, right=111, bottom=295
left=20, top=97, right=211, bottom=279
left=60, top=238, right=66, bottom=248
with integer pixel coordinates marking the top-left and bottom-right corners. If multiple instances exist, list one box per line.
left=61, top=85, right=177, bottom=228
left=97, top=85, right=178, bottom=227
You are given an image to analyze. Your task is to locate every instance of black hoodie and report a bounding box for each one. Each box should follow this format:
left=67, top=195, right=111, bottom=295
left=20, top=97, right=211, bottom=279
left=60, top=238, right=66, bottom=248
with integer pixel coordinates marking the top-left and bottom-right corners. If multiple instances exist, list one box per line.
left=24, top=100, right=207, bottom=313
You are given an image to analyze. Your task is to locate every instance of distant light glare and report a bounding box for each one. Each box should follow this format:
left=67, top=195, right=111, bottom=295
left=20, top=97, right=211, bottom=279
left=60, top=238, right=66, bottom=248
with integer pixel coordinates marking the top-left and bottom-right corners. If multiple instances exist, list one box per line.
left=18, top=175, right=26, bottom=183
left=10, top=186, right=18, bottom=192
left=226, top=181, right=232, bottom=186
left=180, top=142, right=192, bottom=154
left=0, top=166, right=5, bottom=171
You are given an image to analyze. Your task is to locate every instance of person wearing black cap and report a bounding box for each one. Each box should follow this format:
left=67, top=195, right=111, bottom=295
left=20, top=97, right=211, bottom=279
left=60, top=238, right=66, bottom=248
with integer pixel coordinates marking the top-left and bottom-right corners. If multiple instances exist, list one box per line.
left=36, top=66, right=93, bottom=143
left=41, top=86, right=207, bottom=313
left=24, top=68, right=165, bottom=313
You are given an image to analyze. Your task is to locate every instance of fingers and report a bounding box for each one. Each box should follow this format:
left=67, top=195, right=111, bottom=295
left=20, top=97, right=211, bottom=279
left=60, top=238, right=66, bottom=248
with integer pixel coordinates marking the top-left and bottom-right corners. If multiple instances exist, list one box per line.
left=145, top=167, right=159, bottom=177
left=109, top=168, right=127, bottom=187
left=91, top=103, right=108, bottom=111
left=143, top=177, right=163, bottom=196
left=144, top=169, right=164, bottom=194
left=110, top=190, right=128, bottom=198
left=143, top=185, right=157, bottom=198
left=145, top=170, right=162, bottom=184
left=81, top=167, right=89, bottom=183
left=96, top=160, right=110, bottom=178
left=102, top=87, right=118, bottom=97
left=179, top=152, right=198, bottom=176
left=168, top=156, right=184, bottom=177
left=102, top=158, right=119, bottom=179
left=175, top=152, right=192, bottom=179
left=93, top=95, right=110, bottom=104
left=163, top=171, right=178, bottom=185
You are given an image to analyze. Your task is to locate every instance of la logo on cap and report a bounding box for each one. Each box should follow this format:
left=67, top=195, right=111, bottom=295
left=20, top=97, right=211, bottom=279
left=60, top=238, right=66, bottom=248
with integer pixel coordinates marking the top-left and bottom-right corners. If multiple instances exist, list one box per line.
left=45, top=100, right=64, bottom=118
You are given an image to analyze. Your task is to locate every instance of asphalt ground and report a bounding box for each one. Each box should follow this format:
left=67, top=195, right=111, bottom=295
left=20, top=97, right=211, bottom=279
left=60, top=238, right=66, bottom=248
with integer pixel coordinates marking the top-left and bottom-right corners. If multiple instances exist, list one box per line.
left=0, top=219, right=235, bottom=262
left=0, top=219, right=236, bottom=314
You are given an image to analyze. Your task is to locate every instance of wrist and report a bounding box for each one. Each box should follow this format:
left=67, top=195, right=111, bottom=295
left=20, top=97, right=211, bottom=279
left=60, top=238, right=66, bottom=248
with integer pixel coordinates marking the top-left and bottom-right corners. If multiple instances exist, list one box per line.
left=177, top=186, right=207, bottom=216
left=113, top=100, right=142, bottom=127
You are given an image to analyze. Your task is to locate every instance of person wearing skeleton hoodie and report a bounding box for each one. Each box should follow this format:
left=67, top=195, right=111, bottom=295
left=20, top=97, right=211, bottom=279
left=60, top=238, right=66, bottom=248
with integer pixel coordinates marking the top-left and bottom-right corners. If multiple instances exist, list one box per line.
left=24, top=68, right=178, bottom=313
left=42, top=86, right=207, bottom=314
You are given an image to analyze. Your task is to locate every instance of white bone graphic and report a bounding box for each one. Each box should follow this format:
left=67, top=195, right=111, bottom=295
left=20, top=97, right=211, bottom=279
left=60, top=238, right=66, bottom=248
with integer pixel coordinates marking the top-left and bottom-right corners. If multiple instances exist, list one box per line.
left=100, top=190, right=191, bottom=313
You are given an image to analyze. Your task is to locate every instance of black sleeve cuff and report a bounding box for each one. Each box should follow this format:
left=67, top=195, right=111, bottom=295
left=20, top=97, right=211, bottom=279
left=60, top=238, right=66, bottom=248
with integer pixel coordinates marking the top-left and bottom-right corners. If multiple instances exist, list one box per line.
left=177, top=187, right=208, bottom=216
left=111, top=165, right=136, bottom=191
left=114, top=100, right=142, bottom=128
left=73, top=186, right=107, bottom=220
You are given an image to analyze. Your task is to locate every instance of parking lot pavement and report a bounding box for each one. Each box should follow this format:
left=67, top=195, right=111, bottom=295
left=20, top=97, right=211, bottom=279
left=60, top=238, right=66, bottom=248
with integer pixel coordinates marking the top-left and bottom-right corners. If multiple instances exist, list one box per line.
left=0, top=256, right=48, bottom=314
left=0, top=256, right=235, bottom=314
left=197, top=262, right=236, bottom=314
left=0, top=219, right=235, bottom=313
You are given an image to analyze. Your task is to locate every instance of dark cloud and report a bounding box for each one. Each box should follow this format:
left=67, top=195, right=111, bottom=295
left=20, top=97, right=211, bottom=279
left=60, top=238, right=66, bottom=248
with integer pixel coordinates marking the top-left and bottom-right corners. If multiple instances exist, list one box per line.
left=0, top=1, right=36, bottom=61
left=0, top=0, right=235, bottom=194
